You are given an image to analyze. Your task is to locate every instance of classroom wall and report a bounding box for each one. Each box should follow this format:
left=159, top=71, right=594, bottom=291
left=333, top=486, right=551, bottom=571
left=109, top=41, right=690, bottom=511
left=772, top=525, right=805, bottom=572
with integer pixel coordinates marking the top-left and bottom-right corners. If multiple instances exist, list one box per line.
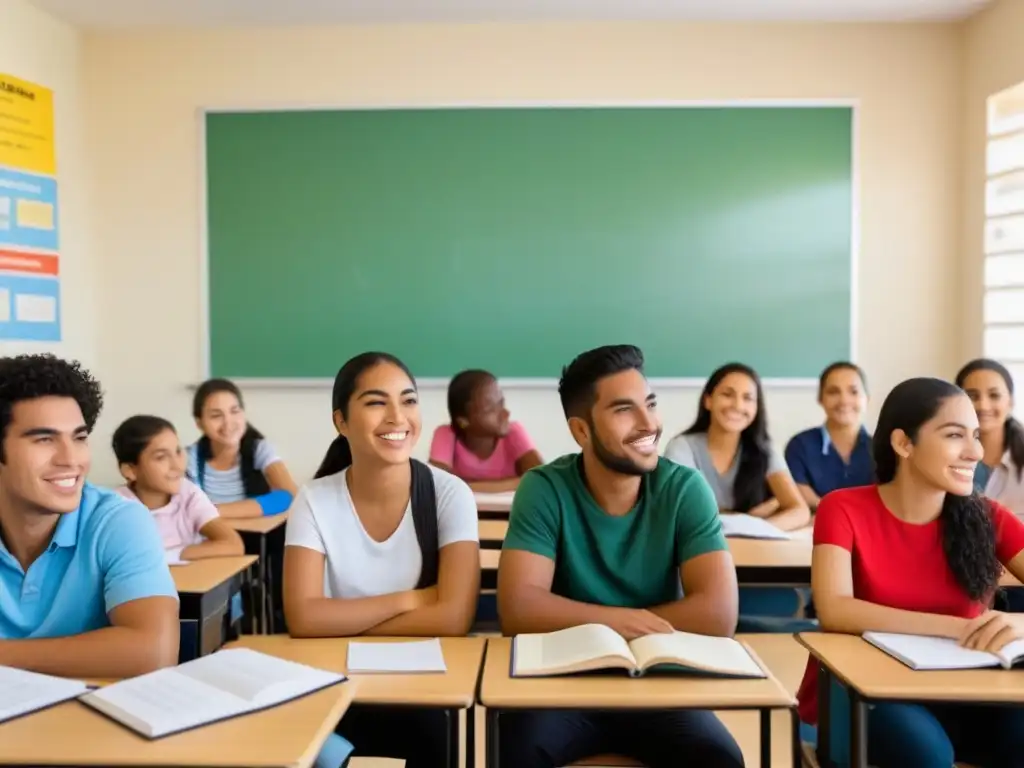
left=82, top=22, right=963, bottom=485
left=963, top=0, right=1024, bottom=357
left=0, top=0, right=96, bottom=365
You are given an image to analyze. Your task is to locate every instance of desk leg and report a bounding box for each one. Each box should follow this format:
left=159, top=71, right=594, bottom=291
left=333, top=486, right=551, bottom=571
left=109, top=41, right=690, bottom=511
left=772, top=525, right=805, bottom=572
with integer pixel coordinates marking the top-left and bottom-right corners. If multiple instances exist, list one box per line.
left=486, top=709, right=500, bottom=768
left=790, top=708, right=801, bottom=768
left=259, top=533, right=270, bottom=634
left=465, top=706, right=476, bottom=768
left=849, top=691, right=868, bottom=768
left=444, top=708, right=460, bottom=768
left=816, top=663, right=831, bottom=767
left=760, top=708, right=771, bottom=768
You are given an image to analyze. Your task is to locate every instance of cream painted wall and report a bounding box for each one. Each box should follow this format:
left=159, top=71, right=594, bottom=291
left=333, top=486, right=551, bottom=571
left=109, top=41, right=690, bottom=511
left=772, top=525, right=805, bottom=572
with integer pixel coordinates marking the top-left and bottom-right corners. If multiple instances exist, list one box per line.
left=83, top=22, right=963, bottom=486
left=963, top=0, right=1024, bottom=360
left=0, top=0, right=95, bottom=365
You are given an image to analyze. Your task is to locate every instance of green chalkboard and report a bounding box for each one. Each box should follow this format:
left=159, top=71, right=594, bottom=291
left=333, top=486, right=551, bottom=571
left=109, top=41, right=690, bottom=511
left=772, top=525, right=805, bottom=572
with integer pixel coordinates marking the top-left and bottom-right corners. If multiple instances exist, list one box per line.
left=205, top=106, right=852, bottom=379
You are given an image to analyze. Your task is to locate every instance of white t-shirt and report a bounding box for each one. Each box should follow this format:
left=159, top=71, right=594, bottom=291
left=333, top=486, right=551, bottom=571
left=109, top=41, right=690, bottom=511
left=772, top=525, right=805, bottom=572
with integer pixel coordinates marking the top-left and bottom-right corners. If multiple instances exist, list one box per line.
left=284, top=464, right=479, bottom=598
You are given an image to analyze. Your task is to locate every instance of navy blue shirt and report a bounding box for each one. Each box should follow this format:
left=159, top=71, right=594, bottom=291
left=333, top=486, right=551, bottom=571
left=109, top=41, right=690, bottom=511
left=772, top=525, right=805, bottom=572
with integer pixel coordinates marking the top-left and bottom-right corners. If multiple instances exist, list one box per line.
left=784, top=426, right=873, bottom=501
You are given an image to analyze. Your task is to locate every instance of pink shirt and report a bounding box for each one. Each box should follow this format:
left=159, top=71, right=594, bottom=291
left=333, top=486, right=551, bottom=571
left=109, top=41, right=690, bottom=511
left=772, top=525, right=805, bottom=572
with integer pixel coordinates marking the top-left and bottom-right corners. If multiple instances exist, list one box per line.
left=115, top=479, right=221, bottom=550
left=429, top=421, right=536, bottom=481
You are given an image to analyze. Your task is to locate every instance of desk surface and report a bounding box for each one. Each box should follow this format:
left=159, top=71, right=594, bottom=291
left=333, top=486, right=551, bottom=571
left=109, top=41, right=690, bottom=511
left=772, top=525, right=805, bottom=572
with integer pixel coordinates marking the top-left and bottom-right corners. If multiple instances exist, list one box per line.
left=231, top=635, right=486, bottom=708
left=172, top=554, right=258, bottom=593
left=799, top=632, right=1024, bottom=703
left=479, top=519, right=507, bottom=542
left=229, top=513, right=290, bottom=535
left=475, top=491, right=514, bottom=513
left=0, top=678, right=355, bottom=767
left=480, top=635, right=795, bottom=709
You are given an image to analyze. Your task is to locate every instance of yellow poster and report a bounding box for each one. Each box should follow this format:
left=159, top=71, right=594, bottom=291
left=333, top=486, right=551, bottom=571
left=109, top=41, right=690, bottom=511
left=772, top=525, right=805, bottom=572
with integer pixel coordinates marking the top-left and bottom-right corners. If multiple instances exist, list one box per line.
left=0, top=73, right=55, bottom=176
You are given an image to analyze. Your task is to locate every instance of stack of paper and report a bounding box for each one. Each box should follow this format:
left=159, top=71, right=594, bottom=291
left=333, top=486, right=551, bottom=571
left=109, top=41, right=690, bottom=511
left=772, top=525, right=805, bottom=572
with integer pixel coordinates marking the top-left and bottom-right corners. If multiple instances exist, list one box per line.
left=720, top=515, right=791, bottom=540
left=347, top=639, right=448, bottom=673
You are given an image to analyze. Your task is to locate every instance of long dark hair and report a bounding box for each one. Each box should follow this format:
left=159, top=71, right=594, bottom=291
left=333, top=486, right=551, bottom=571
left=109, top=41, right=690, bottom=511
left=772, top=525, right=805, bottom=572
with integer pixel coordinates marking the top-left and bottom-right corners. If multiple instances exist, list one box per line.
left=315, top=352, right=417, bottom=479
left=447, top=369, right=495, bottom=441
left=956, top=358, right=1024, bottom=481
left=874, top=377, right=1001, bottom=601
left=192, top=378, right=269, bottom=497
left=112, top=415, right=176, bottom=465
left=684, top=363, right=770, bottom=512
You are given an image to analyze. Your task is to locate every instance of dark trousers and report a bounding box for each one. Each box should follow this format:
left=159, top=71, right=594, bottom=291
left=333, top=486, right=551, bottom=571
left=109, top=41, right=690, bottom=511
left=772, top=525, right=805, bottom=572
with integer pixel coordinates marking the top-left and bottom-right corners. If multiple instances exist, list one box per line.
left=336, top=706, right=448, bottom=768
left=498, top=709, right=745, bottom=767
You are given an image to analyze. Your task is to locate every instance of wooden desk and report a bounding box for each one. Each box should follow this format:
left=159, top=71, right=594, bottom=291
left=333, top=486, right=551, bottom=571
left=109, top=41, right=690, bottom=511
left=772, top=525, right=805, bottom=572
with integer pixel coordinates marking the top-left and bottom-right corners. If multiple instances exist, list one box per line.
left=0, top=678, right=355, bottom=767
left=799, top=632, right=1024, bottom=768
left=480, top=635, right=797, bottom=768
left=173, top=555, right=257, bottom=657
left=230, top=635, right=486, bottom=768
left=727, top=536, right=812, bottom=586
left=479, top=519, right=508, bottom=549
left=228, top=513, right=289, bottom=632
left=476, top=491, right=514, bottom=518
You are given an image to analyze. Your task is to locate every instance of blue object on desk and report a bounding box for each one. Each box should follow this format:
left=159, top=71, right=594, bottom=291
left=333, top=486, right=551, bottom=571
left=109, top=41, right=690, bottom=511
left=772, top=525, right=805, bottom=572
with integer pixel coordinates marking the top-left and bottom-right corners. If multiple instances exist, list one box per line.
left=230, top=591, right=244, bottom=623
left=314, top=733, right=354, bottom=768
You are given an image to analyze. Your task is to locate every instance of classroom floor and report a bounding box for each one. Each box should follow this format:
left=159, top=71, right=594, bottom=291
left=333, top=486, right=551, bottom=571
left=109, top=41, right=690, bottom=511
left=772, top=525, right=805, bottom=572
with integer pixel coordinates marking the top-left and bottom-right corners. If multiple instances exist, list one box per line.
left=350, top=634, right=809, bottom=768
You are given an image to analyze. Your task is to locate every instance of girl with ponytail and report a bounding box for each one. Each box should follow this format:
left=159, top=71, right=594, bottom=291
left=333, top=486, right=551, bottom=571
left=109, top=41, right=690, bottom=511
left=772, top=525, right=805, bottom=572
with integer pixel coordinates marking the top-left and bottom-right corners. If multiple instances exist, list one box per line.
left=283, top=352, right=480, bottom=768
left=957, top=358, right=1024, bottom=518
left=796, top=377, right=1024, bottom=767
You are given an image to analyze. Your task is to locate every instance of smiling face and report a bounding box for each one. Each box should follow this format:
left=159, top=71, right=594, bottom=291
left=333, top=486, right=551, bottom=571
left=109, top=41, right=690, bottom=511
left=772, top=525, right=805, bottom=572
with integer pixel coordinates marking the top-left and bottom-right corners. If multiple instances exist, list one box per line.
left=820, top=366, right=867, bottom=429
left=570, top=368, right=661, bottom=476
left=894, top=394, right=982, bottom=496
left=120, top=428, right=185, bottom=498
left=704, top=372, right=758, bottom=434
left=0, top=396, right=91, bottom=515
left=337, top=362, right=421, bottom=466
left=197, top=391, right=248, bottom=451
left=961, top=368, right=1013, bottom=436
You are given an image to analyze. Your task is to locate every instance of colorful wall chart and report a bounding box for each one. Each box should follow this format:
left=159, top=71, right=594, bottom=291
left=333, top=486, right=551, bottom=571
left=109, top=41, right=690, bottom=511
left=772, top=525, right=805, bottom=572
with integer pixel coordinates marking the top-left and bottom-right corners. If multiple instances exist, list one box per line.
left=0, top=72, right=60, bottom=341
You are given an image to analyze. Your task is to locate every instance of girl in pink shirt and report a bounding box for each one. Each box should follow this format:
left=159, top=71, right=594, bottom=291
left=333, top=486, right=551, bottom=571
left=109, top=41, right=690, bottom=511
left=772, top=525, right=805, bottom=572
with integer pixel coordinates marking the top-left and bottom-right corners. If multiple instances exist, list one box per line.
left=429, top=369, right=543, bottom=491
left=113, top=415, right=244, bottom=561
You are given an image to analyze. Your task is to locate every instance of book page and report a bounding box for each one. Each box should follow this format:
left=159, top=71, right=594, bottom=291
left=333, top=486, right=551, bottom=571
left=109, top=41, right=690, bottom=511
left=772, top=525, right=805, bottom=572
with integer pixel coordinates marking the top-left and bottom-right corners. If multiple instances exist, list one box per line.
left=82, top=669, right=244, bottom=738
left=0, top=666, right=88, bottom=723
left=863, top=632, right=1001, bottom=670
left=629, top=632, right=765, bottom=677
left=997, top=637, right=1024, bottom=667
left=176, top=648, right=342, bottom=703
left=719, top=515, right=791, bottom=540
left=514, top=624, right=635, bottom=676
left=347, top=639, right=447, bottom=673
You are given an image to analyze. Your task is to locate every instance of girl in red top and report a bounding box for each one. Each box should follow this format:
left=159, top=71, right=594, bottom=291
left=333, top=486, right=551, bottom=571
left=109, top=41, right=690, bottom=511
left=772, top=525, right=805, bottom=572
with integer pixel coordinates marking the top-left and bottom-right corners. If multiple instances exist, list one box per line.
left=797, top=376, right=1024, bottom=767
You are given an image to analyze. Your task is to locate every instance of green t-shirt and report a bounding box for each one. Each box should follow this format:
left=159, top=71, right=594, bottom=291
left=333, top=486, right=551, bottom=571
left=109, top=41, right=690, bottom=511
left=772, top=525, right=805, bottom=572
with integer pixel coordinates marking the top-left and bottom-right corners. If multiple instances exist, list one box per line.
left=503, top=453, right=727, bottom=608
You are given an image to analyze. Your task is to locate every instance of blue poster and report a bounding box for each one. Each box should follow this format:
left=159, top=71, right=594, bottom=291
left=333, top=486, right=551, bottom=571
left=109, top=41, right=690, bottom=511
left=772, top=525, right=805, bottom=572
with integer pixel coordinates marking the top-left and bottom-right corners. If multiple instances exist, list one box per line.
left=0, top=273, right=61, bottom=341
left=0, top=166, right=59, bottom=253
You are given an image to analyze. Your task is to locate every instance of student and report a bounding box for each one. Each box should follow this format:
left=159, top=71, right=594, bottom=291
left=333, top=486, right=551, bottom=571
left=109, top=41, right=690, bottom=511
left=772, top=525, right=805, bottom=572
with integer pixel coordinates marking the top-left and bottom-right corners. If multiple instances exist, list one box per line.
left=956, top=358, right=1024, bottom=517
left=797, top=377, right=1024, bottom=767
left=498, top=345, right=743, bottom=768
left=664, top=362, right=810, bottom=531
left=785, top=361, right=873, bottom=510
left=0, top=354, right=178, bottom=678
left=187, top=378, right=297, bottom=518
left=112, top=415, right=244, bottom=561
left=283, top=352, right=480, bottom=768
left=429, top=368, right=543, bottom=491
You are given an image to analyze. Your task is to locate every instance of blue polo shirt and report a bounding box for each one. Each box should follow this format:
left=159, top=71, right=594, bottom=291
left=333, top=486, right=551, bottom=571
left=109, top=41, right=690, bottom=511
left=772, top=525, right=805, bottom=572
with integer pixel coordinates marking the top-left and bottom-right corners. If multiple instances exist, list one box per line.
left=0, top=483, right=178, bottom=639
left=784, top=426, right=873, bottom=500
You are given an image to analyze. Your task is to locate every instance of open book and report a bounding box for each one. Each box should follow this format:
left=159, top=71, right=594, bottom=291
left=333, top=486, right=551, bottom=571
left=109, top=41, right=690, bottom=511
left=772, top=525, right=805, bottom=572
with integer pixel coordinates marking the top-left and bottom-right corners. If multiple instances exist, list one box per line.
left=0, top=666, right=90, bottom=724
left=719, top=515, right=791, bottom=540
left=79, top=648, right=346, bottom=738
left=864, top=631, right=1024, bottom=671
left=511, top=623, right=767, bottom=679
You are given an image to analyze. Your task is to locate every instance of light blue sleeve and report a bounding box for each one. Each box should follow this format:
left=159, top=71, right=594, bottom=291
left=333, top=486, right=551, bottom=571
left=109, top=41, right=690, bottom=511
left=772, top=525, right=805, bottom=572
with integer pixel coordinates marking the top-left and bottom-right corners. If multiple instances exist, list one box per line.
left=254, top=439, right=281, bottom=471
left=97, top=497, right=179, bottom=613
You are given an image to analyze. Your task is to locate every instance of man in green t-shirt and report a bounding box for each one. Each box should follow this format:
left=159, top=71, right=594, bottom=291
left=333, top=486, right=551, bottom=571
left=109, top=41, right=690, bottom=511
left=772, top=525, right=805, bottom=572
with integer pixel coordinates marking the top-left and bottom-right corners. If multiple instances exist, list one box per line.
left=498, top=345, right=743, bottom=767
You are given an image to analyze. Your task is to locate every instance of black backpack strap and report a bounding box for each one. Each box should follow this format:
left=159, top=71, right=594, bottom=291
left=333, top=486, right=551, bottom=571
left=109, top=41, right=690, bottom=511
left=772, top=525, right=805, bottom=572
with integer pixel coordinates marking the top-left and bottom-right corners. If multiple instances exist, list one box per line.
left=410, top=459, right=440, bottom=589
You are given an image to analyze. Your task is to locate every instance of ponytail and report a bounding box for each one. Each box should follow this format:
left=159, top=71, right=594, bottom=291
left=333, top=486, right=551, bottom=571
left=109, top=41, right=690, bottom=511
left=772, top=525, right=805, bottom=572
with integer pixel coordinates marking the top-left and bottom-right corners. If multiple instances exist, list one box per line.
left=315, top=435, right=353, bottom=479
left=1005, top=416, right=1024, bottom=482
left=941, top=493, right=1002, bottom=601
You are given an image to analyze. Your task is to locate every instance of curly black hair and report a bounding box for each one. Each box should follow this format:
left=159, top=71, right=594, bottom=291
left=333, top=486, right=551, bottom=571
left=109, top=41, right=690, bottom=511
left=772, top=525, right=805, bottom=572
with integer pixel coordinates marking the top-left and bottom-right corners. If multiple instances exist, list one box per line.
left=0, top=354, right=104, bottom=462
left=874, top=377, right=1001, bottom=601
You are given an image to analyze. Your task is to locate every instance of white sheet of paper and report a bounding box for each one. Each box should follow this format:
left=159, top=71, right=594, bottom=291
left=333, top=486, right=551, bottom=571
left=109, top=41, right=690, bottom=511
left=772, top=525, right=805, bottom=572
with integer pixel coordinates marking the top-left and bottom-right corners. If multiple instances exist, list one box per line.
left=473, top=491, right=514, bottom=511
left=165, top=548, right=188, bottom=566
left=347, top=639, right=447, bottom=673
left=720, top=515, right=791, bottom=540
left=0, top=666, right=88, bottom=724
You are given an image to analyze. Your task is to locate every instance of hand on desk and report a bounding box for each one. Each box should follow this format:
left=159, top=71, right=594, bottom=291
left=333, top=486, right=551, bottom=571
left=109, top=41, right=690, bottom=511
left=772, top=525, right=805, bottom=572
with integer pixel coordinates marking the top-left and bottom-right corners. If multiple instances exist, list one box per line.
left=607, top=608, right=674, bottom=640
left=959, top=610, right=1024, bottom=653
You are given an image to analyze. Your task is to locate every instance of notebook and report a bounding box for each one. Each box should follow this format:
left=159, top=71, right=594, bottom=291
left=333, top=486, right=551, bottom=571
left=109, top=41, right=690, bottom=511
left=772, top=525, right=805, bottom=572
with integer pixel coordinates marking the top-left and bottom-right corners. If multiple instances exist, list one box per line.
left=347, top=639, right=447, bottom=673
left=864, top=631, right=1024, bottom=670
left=719, top=515, right=791, bottom=540
left=0, top=666, right=90, bottom=724
left=511, top=623, right=767, bottom=678
left=79, top=647, right=346, bottom=738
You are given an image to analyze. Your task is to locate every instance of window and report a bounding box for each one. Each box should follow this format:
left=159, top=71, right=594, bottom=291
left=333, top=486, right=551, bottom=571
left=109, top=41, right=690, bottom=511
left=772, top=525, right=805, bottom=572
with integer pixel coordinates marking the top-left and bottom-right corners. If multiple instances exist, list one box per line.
left=984, top=81, right=1024, bottom=416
